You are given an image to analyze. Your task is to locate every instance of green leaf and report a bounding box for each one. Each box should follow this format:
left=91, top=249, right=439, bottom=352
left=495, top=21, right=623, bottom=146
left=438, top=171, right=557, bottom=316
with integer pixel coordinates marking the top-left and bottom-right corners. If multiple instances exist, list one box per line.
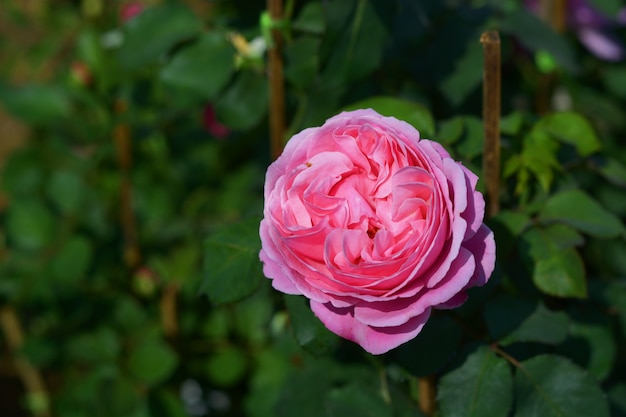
left=484, top=298, right=568, bottom=345
left=284, top=295, right=339, bottom=355
left=602, top=65, right=626, bottom=100
left=128, top=337, right=178, bottom=386
left=557, top=314, right=616, bottom=381
left=522, top=227, right=587, bottom=298
left=6, top=199, right=55, bottom=250
left=46, top=170, right=85, bottom=214
left=65, top=327, right=120, bottom=364
left=214, top=70, right=268, bottom=130
left=285, top=36, right=321, bottom=89
left=292, top=2, right=325, bottom=34
left=118, top=4, right=202, bottom=70
left=438, top=117, right=465, bottom=146
left=322, top=0, right=388, bottom=83
left=276, top=361, right=335, bottom=417
left=1, top=149, right=43, bottom=196
left=594, top=157, right=626, bottom=188
left=49, top=236, right=93, bottom=285
left=501, top=111, right=525, bottom=136
left=440, top=40, right=484, bottom=106
left=539, top=189, right=625, bottom=238
left=201, top=217, right=262, bottom=303
left=537, top=111, right=601, bottom=156
left=438, top=346, right=513, bottom=417
left=205, top=346, right=248, bottom=387
left=0, top=84, right=70, bottom=125
left=326, top=382, right=392, bottom=417
left=159, top=32, right=235, bottom=100
left=455, top=116, right=485, bottom=160
left=343, top=96, right=435, bottom=138
left=514, top=355, right=610, bottom=417
left=393, top=314, right=461, bottom=376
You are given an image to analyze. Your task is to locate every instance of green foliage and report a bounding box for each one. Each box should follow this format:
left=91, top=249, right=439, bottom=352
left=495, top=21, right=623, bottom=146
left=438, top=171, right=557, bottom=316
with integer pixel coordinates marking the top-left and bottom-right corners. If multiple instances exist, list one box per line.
left=513, top=355, right=610, bottom=417
left=1, top=0, right=625, bottom=416
left=438, top=346, right=513, bottom=417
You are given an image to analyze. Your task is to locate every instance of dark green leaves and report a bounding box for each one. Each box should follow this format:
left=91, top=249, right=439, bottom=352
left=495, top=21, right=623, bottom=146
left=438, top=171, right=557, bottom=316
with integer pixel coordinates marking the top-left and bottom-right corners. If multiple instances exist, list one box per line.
left=514, top=355, right=610, bottom=417
left=127, top=336, right=178, bottom=386
left=343, top=97, right=435, bottom=138
left=438, top=346, right=513, bottom=417
left=6, top=200, right=55, bottom=250
left=485, top=298, right=569, bottom=345
left=284, top=295, right=339, bottom=355
left=160, top=32, right=235, bottom=100
left=522, top=226, right=587, bottom=298
left=118, top=4, right=202, bottom=71
left=201, top=218, right=263, bottom=304
left=539, top=189, right=625, bottom=238
left=0, top=84, right=71, bottom=125
left=393, top=314, right=461, bottom=376
left=214, top=70, right=268, bottom=130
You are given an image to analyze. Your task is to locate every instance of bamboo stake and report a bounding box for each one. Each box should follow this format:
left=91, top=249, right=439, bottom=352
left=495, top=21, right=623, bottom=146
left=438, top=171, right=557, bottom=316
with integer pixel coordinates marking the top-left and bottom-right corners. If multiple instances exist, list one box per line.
left=267, top=0, right=286, bottom=161
left=481, top=31, right=501, bottom=218
left=113, top=100, right=141, bottom=268
left=0, top=306, right=51, bottom=417
left=418, top=374, right=437, bottom=416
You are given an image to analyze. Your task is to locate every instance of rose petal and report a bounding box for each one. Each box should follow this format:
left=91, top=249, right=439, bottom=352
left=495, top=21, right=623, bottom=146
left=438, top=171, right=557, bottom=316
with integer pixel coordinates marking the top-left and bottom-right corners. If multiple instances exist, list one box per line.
left=310, top=300, right=431, bottom=355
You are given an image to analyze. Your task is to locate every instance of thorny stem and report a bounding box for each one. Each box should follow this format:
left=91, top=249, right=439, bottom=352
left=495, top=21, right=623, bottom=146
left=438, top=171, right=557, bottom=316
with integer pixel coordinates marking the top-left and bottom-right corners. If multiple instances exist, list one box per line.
left=0, top=306, right=51, bottom=417
left=268, top=0, right=286, bottom=161
left=481, top=30, right=501, bottom=219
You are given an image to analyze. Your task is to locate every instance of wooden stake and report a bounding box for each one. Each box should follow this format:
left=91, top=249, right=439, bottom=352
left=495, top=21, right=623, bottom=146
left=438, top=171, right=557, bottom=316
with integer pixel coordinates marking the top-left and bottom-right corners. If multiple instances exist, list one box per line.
left=480, top=31, right=501, bottom=218
left=267, top=0, right=286, bottom=160
left=113, top=100, right=141, bottom=268
left=418, top=374, right=437, bottom=416
left=0, top=306, right=51, bottom=417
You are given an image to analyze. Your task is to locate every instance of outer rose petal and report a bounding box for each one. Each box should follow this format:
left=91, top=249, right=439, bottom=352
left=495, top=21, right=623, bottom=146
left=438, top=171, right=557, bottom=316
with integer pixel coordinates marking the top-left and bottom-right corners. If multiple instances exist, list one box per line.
left=259, top=109, right=496, bottom=354
left=310, top=300, right=431, bottom=355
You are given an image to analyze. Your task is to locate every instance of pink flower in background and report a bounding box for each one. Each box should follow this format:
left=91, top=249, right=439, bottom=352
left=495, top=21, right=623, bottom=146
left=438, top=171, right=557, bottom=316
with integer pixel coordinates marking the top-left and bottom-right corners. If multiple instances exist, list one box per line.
left=202, top=105, right=230, bottom=139
left=259, top=109, right=495, bottom=354
left=526, top=0, right=626, bottom=61
left=120, top=1, right=144, bottom=23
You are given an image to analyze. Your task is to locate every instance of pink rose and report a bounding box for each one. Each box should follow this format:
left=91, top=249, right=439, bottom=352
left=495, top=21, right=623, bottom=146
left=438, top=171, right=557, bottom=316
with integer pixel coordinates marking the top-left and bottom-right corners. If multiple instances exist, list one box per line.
left=259, top=109, right=496, bottom=355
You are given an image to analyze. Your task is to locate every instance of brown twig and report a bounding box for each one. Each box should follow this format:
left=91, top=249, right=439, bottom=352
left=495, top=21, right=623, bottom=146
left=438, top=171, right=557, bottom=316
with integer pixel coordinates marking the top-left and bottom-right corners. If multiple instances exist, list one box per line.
left=267, top=0, right=286, bottom=161
left=0, top=306, right=51, bottom=417
left=113, top=100, right=141, bottom=269
left=481, top=31, right=501, bottom=219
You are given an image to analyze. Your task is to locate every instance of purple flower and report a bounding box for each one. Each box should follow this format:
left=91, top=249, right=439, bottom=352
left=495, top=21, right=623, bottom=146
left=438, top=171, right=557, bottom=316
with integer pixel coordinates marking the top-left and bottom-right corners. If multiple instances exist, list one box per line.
left=526, top=0, right=626, bottom=61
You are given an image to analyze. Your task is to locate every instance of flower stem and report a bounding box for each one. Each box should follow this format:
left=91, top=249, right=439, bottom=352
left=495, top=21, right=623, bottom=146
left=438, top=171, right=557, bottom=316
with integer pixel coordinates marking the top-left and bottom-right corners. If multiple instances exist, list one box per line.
left=267, top=0, right=286, bottom=160
left=480, top=30, right=501, bottom=218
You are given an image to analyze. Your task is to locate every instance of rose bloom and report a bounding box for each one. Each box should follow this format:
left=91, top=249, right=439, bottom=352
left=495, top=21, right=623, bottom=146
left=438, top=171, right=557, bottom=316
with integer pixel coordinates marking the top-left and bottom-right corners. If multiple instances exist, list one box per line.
left=259, top=109, right=495, bottom=354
